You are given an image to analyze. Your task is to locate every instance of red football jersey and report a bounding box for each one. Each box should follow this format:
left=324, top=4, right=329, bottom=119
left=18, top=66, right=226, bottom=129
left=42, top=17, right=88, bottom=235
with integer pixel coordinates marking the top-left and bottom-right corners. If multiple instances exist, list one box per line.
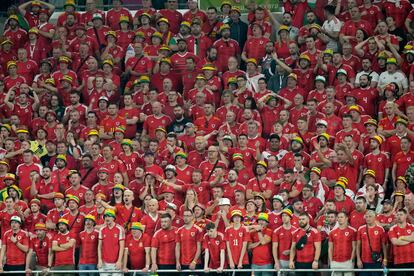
left=224, top=226, right=251, bottom=265
left=273, top=225, right=297, bottom=261
left=79, top=229, right=99, bottom=264
left=176, top=225, right=203, bottom=265
left=357, top=224, right=386, bottom=264
left=388, top=223, right=414, bottom=265
left=53, top=231, right=76, bottom=266
left=329, top=226, right=357, bottom=262
left=203, top=232, right=226, bottom=269
left=292, top=227, right=321, bottom=263
left=125, top=233, right=151, bottom=269
left=2, top=229, right=29, bottom=265
left=151, top=227, right=177, bottom=265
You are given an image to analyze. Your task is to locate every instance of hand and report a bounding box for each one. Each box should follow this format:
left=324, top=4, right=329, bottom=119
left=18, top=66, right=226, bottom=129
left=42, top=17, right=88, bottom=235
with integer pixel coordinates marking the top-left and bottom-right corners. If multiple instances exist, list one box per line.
left=97, top=261, right=102, bottom=269
left=189, top=262, right=196, bottom=270
left=312, top=260, right=318, bottom=270
left=229, top=263, right=235, bottom=269
left=274, top=261, right=281, bottom=270
left=271, top=52, right=278, bottom=60
left=217, top=266, right=223, bottom=273
left=204, top=267, right=210, bottom=273
left=115, top=261, right=122, bottom=270
left=25, top=268, right=32, bottom=274
left=237, top=263, right=243, bottom=269
left=282, top=250, right=290, bottom=256
left=176, top=263, right=181, bottom=271
left=142, top=266, right=149, bottom=272
left=357, top=260, right=363, bottom=269
left=10, top=235, right=17, bottom=244
left=122, top=268, right=128, bottom=273
left=289, top=261, right=295, bottom=269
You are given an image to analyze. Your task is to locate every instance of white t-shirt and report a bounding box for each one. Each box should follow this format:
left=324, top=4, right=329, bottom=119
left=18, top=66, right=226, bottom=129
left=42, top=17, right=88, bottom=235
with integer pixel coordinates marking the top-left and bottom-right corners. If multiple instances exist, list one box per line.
left=322, top=16, right=342, bottom=51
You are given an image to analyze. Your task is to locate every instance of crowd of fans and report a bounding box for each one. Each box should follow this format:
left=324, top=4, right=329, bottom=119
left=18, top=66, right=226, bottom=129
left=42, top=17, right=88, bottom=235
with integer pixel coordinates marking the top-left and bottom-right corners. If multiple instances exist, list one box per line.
left=2, top=0, right=414, bottom=275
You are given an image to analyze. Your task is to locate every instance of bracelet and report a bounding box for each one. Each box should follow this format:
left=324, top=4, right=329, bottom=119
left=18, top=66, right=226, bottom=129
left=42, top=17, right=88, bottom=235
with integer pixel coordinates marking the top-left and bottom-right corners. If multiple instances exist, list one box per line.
left=191, top=261, right=197, bottom=265
left=313, top=260, right=318, bottom=262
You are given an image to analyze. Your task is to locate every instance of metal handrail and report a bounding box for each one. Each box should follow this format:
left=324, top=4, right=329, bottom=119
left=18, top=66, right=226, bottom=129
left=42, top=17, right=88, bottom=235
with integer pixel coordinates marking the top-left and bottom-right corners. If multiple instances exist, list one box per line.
left=2, top=268, right=411, bottom=273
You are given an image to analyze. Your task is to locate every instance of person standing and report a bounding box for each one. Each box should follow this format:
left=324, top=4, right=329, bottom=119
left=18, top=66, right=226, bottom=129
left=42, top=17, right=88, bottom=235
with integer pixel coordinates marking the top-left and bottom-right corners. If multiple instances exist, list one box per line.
left=289, top=213, right=321, bottom=276
left=79, top=215, right=99, bottom=276
left=122, top=222, right=151, bottom=272
left=328, top=212, right=357, bottom=276
left=25, top=223, right=51, bottom=273
left=203, top=222, right=226, bottom=273
left=0, top=216, right=29, bottom=275
left=249, top=213, right=273, bottom=276
left=175, top=210, right=202, bottom=273
left=224, top=209, right=250, bottom=275
left=273, top=208, right=297, bottom=274
left=389, top=209, right=414, bottom=276
left=97, top=209, right=125, bottom=276
left=50, top=218, right=76, bottom=276
left=356, top=210, right=387, bottom=276
left=151, top=213, right=177, bottom=272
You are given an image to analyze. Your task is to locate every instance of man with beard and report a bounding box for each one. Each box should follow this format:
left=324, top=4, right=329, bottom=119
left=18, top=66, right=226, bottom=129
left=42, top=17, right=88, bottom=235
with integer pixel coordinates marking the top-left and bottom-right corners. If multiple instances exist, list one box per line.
left=281, top=138, right=311, bottom=170
left=187, top=21, right=212, bottom=59
left=26, top=223, right=51, bottom=273
left=4, top=15, right=28, bottom=49
left=51, top=218, right=76, bottom=274
left=167, top=106, right=191, bottom=136
left=289, top=213, right=321, bottom=273
left=171, top=39, right=199, bottom=77
left=351, top=75, right=379, bottom=118
left=175, top=210, right=202, bottom=272
left=363, top=136, right=390, bottom=188
left=355, top=58, right=379, bottom=88
left=246, top=161, right=273, bottom=200
left=30, top=166, right=59, bottom=211
left=151, top=213, right=177, bottom=272
left=213, top=24, right=240, bottom=72
left=376, top=199, right=395, bottom=231
left=198, top=47, right=220, bottom=74
left=389, top=209, right=414, bottom=269
left=310, top=133, right=335, bottom=170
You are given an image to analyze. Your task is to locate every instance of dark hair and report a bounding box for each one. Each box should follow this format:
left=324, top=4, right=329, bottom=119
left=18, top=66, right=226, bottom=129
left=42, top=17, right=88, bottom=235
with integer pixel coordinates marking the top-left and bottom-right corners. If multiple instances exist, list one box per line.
left=324, top=5, right=335, bottom=15
left=206, top=222, right=216, bottom=230
left=160, top=213, right=172, bottom=219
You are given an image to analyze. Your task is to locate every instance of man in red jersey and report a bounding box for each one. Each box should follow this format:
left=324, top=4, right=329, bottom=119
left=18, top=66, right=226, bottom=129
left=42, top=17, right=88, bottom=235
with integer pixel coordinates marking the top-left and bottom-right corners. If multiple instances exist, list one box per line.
left=389, top=209, right=414, bottom=274
left=350, top=196, right=368, bottom=230
left=203, top=222, right=226, bottom=273
left=99, top=103, right=126, bottom=142
left=392, top=137, right=414, bottom=183
left=98, top=209, right=125, bottom=276
left=213, top=24, right=240, bottom=72
left=363, top=136, right=390, bottom=188
left=16, top=149, right=42, bottom=200
left=50, top=218, right=76, bottom=273
left=225, top=209, right=250, bottom=274
left=106, top=0, right=132, bottom=31
left=249, top=213, right=273, bottom=275
left=246, top=161, right=274, bottom=200
left=30, top=166, right=59, bottom=211
left=122, top=222, right=151, bottom=272
left=328, top=212, right=356, bottom=276
left=151, top=213, right=177, bottom=272
left=25, top=223, right=51, bottom=273
left=78, top=214, right=99, bottom=273
left=45, top=193, right=67, bottom=230
left=3, top=15, right=27, bottom=49
left=62, top=195, right=84, bottom=253
left=176, top=210, right=202, bottom=272
left=65, top=171, right=89, bottom=205
left=0, top=216, right=29, bottom=273
left=356, top=210, right=387, bottom=276
left=273, top=208, right=296, bottom=272
left=142, top=101, right=172, bottom=139
left=289, top=213, right=321, bottom=272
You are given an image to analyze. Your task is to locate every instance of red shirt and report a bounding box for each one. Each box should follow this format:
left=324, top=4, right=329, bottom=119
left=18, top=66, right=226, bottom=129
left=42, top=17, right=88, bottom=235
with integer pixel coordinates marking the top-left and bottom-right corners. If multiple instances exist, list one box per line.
left=65, top=185, right=89, bottom=206
left=2, top=229, right=29, bottom=265
left=115, top=205, right=142, bottom=230
left=141, top=214, right=160, bottom=236
left=79, top=229, right=99, bottom=264
left=53, top=231, right=76, bottom=266
left=388, top=223, right=414, bottom=264
left=106, top=8, right=132, bottom=31
left=363, top=152, right=390, bottom=185
left=224, top=225, right=251, bottom=265
left=334, top=197, right=356, bottom=215
left=246, top=176, right=274, bottom=195
left=16, top=162, right=42, bottom=199
left=329, top=226, right=357, bottom=262
left=176, top=225, right=203, bottom=265
left=143, top=114, right=172, bottom=139
left=30, top=234, right=52, bottom=267
left=273, top=225, right=297, bottom=261
left=292, top=227, right=321, bottom=263
left=250, top=228, right=273, bottom=265
left=393, top=151, right=414, bottom=178
left=353, top=87, right=379, bottom=117
left=357, top=224, right=386, bottom=264
left=125, top=233, right=151, bottom=269
left=243, top=37, right=270, bottom=61
left=98, top=223, right=125, bottom=263
left=203, top=232, right=226, bottom=269
left=213, top=39, right=240, bottom=72
left=151, top=227, right=177, bottom=265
